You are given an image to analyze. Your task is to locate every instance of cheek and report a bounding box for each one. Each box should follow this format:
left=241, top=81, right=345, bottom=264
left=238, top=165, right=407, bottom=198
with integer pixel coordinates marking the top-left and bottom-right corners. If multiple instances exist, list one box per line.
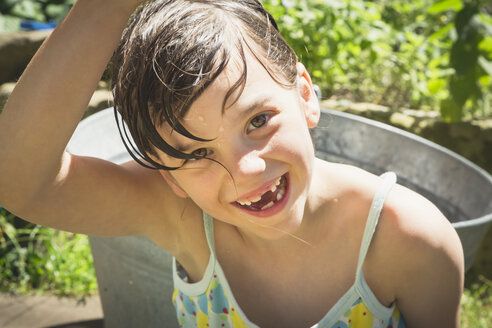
left=176, top=171, right=224, bottom=203
left=156, top=151, right=185, bottom=169
left=275, top=121, right=314, bottom=157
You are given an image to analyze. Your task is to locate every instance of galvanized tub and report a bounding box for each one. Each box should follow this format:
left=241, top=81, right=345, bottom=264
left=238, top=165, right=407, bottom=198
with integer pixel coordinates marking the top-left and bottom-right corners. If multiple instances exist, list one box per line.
left=67, top=107, right=492, bottom=327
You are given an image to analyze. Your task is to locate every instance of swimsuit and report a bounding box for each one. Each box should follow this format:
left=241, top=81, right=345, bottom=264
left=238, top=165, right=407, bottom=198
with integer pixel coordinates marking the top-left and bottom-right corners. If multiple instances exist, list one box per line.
left=172, top=172, right=406, bottom=327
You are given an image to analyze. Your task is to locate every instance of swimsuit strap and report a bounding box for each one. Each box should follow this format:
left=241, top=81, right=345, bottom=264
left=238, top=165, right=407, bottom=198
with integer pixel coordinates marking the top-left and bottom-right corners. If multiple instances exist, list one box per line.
left=203, top=211, right=216, bottom=255
left=355, top=172, right=397, bottom=280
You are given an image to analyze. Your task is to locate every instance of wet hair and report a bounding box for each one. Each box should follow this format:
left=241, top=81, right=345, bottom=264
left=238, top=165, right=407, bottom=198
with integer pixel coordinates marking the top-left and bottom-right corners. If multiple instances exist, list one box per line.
left=112, top=0, right=298, bottom=170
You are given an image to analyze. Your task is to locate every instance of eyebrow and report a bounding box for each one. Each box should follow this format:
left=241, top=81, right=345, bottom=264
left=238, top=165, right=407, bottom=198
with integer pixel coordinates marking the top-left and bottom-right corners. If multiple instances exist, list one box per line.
left=174, top=96, right=272, bottom=153
left=235, top=96, right=271, bottom=120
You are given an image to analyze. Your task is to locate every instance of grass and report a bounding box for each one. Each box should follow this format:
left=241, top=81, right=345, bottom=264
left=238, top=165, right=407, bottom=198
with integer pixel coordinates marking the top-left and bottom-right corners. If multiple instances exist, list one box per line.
left=0, top=208, right=97, bottom=299
left=461, top=226, right=492, bottom=327
left=461, top=275, right=492, bottom=327
left=1, top=208, right=491, bottom=325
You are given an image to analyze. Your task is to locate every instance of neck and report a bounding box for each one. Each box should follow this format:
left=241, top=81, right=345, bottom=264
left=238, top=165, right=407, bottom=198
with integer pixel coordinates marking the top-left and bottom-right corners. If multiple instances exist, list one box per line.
left=234, top=206, right=317, bottom=259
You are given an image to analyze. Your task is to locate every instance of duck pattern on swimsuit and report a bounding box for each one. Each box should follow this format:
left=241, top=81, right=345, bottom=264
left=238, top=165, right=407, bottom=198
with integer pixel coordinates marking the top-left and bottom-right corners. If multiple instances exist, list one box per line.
left=172, top=172, right=407, bottom=328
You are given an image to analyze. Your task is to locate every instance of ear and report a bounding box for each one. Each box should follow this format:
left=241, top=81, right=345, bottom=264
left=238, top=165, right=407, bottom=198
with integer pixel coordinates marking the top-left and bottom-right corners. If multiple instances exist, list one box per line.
left=159, top=170, right=189, bottom=198
left=297, top=62, right=320, bottom=128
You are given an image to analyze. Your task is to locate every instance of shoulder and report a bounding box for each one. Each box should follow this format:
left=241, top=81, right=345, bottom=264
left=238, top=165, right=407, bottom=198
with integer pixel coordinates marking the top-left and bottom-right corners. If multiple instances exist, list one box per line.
left=319, top=162, right=464, bottom=325
left=323, top=163, right=463, bottom=273
left=379, top=180, right=464, bottom=278
left=313, top=162, right=463, bottom=325
left=365, top=174, right=464, bottom=326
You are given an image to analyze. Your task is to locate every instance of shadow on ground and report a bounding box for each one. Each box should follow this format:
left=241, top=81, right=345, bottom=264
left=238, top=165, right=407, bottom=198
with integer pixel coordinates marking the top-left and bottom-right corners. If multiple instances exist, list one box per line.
left=45, top=319, right=104, bottom=328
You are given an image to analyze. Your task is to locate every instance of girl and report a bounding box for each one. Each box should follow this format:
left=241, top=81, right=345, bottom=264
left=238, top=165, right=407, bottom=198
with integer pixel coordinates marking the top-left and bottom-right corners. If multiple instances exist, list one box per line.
left=0, top=0, right=464, bottom=327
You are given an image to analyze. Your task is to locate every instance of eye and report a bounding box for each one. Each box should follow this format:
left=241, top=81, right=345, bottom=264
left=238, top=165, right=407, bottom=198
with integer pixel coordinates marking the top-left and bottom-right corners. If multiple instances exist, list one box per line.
left=191, top=148, right=212, bottom=160
left=247, top=113, right=271, bottom=133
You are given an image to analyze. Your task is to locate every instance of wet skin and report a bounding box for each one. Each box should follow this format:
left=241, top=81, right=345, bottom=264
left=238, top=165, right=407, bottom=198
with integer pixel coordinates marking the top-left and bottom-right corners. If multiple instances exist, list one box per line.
left=155, top=50, right=321, bottom=244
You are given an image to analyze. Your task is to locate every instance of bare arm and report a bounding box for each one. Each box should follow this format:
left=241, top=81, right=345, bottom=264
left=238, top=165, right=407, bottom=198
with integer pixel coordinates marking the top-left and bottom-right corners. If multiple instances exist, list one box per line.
left=374, top=186, right=464, bottom=327
left=0, top=0, right=181, bottom=246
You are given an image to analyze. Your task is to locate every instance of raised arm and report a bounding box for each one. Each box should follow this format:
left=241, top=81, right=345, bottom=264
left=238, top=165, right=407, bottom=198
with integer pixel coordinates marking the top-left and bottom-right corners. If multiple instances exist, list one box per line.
left=0, top=0, right=181, bottom=244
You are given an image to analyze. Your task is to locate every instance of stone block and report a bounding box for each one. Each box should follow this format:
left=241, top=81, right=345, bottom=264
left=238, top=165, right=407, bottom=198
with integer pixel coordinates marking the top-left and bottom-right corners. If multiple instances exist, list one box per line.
left=389, top=112, right=416, bottom=131
left=0, top=29, right=52, bottom=84
left=0, top=82, right=16, bottom=113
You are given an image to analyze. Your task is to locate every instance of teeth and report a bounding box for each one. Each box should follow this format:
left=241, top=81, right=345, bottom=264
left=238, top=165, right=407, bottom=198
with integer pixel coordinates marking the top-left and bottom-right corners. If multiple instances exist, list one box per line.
left=237, top=199, right=255, bottom=206
left=261, top=201, right=275, bottom=210
left=270, top=177, right=282, bottom=192
left=250, top=196, right=262, bottom=203
left=276, top=183, right=286, bottom=201
left=237, top=176, right=284, bottom=206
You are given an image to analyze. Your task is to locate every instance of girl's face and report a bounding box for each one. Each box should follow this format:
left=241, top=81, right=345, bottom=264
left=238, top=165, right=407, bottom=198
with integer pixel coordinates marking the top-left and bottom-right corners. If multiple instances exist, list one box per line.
left=156, top=52, right=320, bottom=241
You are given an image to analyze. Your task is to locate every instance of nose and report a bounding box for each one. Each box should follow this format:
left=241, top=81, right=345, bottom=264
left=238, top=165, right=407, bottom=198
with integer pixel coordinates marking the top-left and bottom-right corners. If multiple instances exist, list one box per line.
left=234, top=149, right=266, bottom=178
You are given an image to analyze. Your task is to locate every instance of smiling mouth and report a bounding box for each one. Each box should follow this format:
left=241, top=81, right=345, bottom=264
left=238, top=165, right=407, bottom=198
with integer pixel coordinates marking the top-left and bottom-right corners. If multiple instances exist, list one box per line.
left=234, top=174, right=288, bottom=211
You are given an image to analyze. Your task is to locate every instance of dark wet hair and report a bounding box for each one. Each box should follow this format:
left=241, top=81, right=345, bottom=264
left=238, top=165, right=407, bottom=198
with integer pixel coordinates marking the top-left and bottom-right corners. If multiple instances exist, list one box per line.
left=112, top=0, right=298, bottom=170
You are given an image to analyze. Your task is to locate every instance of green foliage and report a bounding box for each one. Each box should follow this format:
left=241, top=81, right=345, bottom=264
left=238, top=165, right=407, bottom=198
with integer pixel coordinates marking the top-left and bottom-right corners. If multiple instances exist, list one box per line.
left=263, top=0, right=491, bottom=121
left=1, top=0, right=490, bottom=120
left=461, top=275, right=492, bottom=327
left=0, top=0, right=75, bottom=32
left=433, top=0, right=492, bottom=122
left=0, top=208, right=97, bottom=297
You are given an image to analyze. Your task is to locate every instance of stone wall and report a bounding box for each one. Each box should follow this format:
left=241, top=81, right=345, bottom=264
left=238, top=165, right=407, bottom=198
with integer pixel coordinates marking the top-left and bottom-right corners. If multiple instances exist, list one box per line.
left=321, top=99, right=492, bottom=174
left=0, top=30, right=51, bottom=84
left=0, top=29, right=113, bottom=116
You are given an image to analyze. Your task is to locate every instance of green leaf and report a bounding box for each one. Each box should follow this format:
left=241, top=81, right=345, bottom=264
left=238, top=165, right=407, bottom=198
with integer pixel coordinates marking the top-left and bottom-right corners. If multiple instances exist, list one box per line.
left=479, top=75, right=490, bottom=87
left=477, top=13, right=492, bottom=36
left=0, top=14, right=21, bottom=32
left=478, top=56, right=492, bottom=76
left=429, top=0, right=463, bottom=14
left=427, top=78, right=446, bottom=94
left=449, top=70, right=481, bottom=110
left=11, top=1, right=45, bottom=21
left=429, top=22, right=454, bottom=42
left=324, top=0, right=346, bottom=10
left=479, top=37, right=492, bottom=56
left=0, top=0, right=18, bottom=13
left=45, top=4, right=67, bottom=21
left=450, top=39, right=479, bottom=75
